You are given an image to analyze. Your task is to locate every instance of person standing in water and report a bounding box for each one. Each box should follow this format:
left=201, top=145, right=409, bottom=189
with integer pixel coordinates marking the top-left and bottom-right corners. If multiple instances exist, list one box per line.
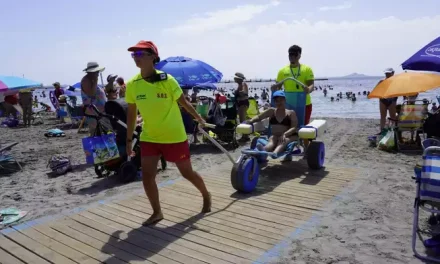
left=234, top=72, right=250, bottom=141
left=125, top=40, right=211, bottom=225
left=80, top=62, right=107, bottom=136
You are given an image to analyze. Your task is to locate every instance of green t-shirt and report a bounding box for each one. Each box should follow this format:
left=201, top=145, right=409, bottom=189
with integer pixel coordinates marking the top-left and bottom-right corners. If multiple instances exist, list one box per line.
left=125, top=71, right=187, bottom=143
left=276, top=64, right=314, bottom=105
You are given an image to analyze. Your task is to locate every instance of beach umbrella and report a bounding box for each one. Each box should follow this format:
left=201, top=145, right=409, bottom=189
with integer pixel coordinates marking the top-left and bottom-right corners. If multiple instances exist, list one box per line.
left=0, top=75, right=42, bottom=94
left=368, top=72, right=440, bottom=99
left=193, top=82, right=217, bottom=90
left=155, top=56, right=223, bottom=88
left=402, top=36, right=440, bottom=72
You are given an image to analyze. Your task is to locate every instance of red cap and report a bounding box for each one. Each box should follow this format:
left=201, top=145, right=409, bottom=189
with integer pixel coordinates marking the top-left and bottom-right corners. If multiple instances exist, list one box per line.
left=127, top=40, right=159, bottom=56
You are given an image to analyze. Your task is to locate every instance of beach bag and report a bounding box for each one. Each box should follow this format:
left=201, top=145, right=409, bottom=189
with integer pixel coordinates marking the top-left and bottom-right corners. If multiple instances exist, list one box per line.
left=378, top=129, right=395, bottom=151
left=47, top=155, right=72, bottom=176
left=1, top=117, right=19, bottom=128
left=82, top=132, right=120, bottom=165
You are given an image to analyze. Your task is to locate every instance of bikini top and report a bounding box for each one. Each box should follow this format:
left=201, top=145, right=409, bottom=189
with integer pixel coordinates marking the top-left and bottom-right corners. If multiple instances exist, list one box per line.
left=269, top=111, right=291, bottom=127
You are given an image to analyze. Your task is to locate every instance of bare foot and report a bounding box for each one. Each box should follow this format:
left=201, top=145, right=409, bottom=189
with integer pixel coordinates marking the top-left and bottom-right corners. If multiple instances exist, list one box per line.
left=202, top=193, right=211, bottom=213
left=142, top=212, right=164, bottom=226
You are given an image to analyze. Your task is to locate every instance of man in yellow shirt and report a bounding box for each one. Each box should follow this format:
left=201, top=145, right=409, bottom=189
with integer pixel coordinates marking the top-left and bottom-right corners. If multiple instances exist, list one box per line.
left=271, top=45, right=315, bottom=125
left=125, top=40, right=211, bottom=225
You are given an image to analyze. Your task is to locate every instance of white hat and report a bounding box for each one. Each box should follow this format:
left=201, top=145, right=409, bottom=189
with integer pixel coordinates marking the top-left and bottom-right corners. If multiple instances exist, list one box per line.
left=384, top=67, right=394, bottom=73
left=83, top=62, right=105, bottom=73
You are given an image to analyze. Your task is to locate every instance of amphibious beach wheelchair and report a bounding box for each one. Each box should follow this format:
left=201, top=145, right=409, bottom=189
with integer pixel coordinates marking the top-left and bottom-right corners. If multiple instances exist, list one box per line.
left=83, top=99, right=166, bottom=183
left=204, top=77, right=326, bottom=194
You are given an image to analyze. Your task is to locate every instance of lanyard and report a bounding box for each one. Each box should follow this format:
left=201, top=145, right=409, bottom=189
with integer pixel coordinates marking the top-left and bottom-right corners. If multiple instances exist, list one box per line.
left=289, top=64, right=301, bottom=89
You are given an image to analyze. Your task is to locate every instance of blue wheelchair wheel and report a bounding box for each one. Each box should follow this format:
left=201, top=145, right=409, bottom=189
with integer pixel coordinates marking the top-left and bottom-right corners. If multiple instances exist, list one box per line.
left=307, top=141, right=325, bottom=170
left=231, top=156, right=260, bottom=193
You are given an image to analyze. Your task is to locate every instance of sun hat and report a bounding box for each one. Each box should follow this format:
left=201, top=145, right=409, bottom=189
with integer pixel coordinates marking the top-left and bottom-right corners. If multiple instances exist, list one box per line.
left=128, top=40, right=159, bottom=56
left=234, top=72, right=246, bottom=80
left=83, top=62, right=105, bottom=73
left=384, top=67, right=394, bottom=73
left=273, top=90, right=286, bottom=98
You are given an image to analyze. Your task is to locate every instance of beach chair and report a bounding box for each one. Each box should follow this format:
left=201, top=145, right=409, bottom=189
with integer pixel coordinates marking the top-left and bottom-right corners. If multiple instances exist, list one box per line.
left=412, top=146, right=440, bottom=263
left=65, top=103, right=85, bottom=128
left=0, top=142, right=22, bottom=171
left=246, top=97, right=260, bottom=119
left=392, top=100, right=429, bottom=152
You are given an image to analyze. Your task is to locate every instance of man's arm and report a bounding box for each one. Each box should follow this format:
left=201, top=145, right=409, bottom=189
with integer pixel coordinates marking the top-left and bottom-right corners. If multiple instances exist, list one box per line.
left=271, top=69, right=284, bottom=91
left=249, top=108, right=274, bottom=123
left=284, top=111, right=298, bottom=137
left=304, top=67, right=315, bottom=94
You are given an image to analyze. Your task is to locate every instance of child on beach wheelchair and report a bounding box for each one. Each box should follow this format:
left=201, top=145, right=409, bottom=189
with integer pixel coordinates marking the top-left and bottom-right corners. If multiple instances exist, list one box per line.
left=230, top=77, right=327, bottom=193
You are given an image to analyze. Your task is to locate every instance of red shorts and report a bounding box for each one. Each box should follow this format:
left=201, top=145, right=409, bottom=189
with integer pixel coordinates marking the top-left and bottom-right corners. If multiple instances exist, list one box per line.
left=140, top=140, right=190, bottom=163
left=305, top=104, right=312, bottom=125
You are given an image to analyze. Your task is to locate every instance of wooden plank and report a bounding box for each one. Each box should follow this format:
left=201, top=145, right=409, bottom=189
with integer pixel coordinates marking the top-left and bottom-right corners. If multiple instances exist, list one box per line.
left=31, top=223, right=126, bottom=264
left=16, top=226, right=99, bottom=264
left=131, top=193, right=289, bottom=235
left=64, top=217, right=206, bottom=264
left=203, top=171, right=349, bottom=194
left=84, top=206, right=262, bottom=259
left=202, top=174, right=342, bottom=198
left=168, top=181, right=327, bottom=212
left=112, top=199, right=277, bottom=247
left=75, top=206, right=250, bottom=264
left=4, top=231, right=76, bottom=264
left=0, top=247, right=24, bottom=264
left=124, top=198, right=282, bottom=243
left=145, top=189, right=309, bottom=226
left=0, top=235, right=50, bottom=264
left=49, top=220, right=156, bottom=264
left=165, top=182, right=321, bottom=215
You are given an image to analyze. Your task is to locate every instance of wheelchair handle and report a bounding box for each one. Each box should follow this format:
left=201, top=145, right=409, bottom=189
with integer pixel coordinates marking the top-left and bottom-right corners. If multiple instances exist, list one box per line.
left=275, top=77, right=307, bottom=89
left=82, top=104, right=114, bottom=120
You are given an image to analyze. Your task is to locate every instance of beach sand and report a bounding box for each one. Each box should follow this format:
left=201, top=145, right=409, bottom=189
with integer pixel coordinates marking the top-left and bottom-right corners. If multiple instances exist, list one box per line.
left=1, top=114, right=423, bottom=263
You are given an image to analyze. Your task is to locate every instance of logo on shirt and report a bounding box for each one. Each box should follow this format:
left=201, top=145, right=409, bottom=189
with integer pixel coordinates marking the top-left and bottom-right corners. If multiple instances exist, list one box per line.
left=136, top=94, right=146, bottom=100
left=157, top=93, right=168, bottom=99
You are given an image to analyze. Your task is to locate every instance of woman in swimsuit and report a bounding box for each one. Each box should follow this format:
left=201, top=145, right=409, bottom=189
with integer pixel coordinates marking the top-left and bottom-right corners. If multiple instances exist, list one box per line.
left=246, top=91, right=298, bottom=155
left=80, top=62, right=107, bottom=136
left=234, top=72, right=250, bottom=141
left=377, top=68, right=397, bottom=134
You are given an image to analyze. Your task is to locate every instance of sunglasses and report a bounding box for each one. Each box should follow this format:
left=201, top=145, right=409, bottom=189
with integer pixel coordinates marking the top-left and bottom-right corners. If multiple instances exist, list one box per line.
left=131, top=51, right=153, bottom=58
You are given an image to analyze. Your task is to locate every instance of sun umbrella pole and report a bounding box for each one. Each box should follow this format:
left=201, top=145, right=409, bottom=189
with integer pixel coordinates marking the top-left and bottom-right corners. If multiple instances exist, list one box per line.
left=100, top=73, right=104, bottom=87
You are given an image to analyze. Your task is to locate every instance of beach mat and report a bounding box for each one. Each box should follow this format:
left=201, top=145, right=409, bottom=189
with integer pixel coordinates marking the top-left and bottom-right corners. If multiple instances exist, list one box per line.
left=0, top=208, right=27, bottom=226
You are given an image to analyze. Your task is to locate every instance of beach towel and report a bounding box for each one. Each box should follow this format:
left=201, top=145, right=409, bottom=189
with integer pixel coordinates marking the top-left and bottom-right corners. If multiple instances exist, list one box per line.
left=44, top=129, right=66, bottom=137
left=82, top=133, right=120, bottom=165
left=1, top=117, right=19, bottom=128
left=0, top=208, right=27, bottom=226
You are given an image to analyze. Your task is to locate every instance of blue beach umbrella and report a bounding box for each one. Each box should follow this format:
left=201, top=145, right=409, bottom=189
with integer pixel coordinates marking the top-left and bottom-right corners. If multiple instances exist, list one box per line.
left=0, top=75, right=42, bottom=93
left=193, top=82, right=217, bottom=90
left=402, top=36, right=440, bottom=72
left=155, top=56, right=223, bottom=88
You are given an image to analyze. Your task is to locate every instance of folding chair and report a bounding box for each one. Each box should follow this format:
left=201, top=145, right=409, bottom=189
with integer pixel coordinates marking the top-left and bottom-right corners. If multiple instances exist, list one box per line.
left=412, top=146, right=440, bottom=263
left=0, top=142, right=22, bottom=171
left=393, top=100, right=429, bottom=151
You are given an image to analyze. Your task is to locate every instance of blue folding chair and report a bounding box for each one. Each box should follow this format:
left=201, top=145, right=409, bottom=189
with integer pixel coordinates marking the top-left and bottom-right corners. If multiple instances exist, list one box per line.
left=412, top=146, right=440, bottom=262
left=0, top=142, right=22, bottom=171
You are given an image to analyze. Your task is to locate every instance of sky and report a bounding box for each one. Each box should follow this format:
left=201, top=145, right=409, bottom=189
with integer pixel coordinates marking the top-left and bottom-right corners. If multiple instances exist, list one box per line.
left=1, top=0, right=439, bottom=85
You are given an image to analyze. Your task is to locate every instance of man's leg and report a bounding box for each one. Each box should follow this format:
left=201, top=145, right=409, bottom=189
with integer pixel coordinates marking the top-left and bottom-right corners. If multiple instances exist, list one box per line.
left=140, top=142, right=163, bottom=225
left=165, top=141, right=211, bottom=212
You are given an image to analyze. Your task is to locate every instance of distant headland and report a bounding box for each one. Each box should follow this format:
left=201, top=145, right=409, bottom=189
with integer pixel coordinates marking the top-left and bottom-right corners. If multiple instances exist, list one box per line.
left=328, top=73, right=382, bottom=79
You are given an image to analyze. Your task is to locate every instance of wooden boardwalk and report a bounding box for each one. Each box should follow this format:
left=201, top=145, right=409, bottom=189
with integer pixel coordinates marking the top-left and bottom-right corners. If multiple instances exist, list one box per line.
left=0, top=161, right=357, bottom=264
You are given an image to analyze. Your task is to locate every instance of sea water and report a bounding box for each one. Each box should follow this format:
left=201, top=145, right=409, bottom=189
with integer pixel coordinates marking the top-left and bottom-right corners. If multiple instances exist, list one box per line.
left=34, top=77, right=439, bottom=119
